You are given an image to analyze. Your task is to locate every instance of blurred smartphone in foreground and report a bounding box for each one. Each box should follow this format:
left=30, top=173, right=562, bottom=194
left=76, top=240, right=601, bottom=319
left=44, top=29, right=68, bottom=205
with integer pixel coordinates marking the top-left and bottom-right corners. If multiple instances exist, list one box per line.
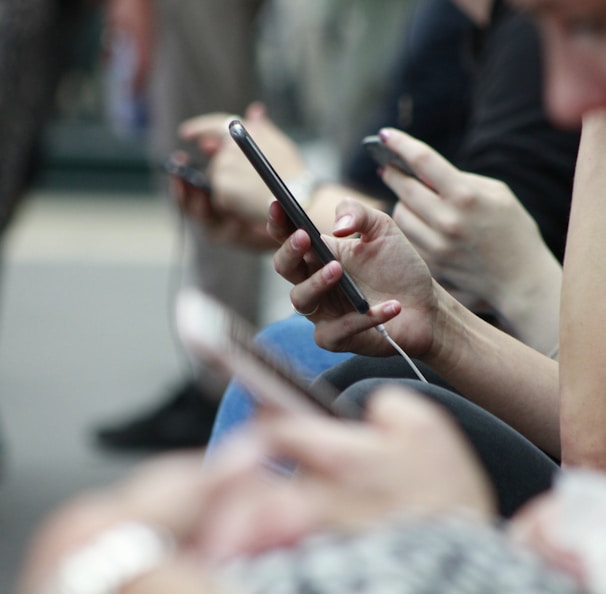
left=176, top=288, right=359, bottom=418
left=163, top=155, right=212, bottom=193
left=228, top=119, right=370, bottom=315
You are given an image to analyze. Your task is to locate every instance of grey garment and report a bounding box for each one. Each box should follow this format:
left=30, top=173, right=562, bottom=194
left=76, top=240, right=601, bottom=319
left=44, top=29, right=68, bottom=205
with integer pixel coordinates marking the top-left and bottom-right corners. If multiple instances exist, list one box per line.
left=150, top=0, right=265, bottom=325
left=222, top=515, right=584, bottom=594
left=0, top=0, right=85, bottom=234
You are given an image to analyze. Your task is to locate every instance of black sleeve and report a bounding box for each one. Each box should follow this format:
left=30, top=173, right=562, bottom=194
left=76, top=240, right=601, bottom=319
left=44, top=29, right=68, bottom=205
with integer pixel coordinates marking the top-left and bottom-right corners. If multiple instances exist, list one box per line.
left=341, top=0, right=475, bottom=202
left=455, top=4, right=580, bottom=261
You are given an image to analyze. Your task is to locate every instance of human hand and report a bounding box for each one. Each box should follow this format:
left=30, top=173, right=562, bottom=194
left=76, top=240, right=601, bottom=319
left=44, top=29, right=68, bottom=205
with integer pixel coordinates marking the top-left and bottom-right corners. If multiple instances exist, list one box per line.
left=18, top=391, right=495, bottom=593
left=196, top=387, right=496, bottom=561
left=267, top=196, right=437, bottom=357
left=179, top=103, right=307, bottom=223
left=510, top=469, right=606, bottom=593
left=169, top=153, right=276, bottom=250
left=17, top=453, right=235, bottom=594
left=379, top=128, right=562, bottom=354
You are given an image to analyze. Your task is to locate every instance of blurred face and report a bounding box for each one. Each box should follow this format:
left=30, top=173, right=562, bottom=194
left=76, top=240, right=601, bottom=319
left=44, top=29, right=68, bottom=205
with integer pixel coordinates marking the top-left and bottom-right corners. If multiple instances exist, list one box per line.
left=515, top=0, right=606, bottom=126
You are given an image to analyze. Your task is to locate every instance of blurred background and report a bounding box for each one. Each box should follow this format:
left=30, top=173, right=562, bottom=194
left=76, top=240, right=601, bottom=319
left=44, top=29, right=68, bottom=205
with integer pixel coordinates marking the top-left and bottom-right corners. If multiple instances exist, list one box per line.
left=0, top=0, right=415, bottom=589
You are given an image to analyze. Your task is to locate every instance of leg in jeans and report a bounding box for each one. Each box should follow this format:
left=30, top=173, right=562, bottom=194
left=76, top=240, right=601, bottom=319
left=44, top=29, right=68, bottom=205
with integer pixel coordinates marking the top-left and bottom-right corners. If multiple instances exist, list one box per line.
left=207, top=314, right=354, bottom=449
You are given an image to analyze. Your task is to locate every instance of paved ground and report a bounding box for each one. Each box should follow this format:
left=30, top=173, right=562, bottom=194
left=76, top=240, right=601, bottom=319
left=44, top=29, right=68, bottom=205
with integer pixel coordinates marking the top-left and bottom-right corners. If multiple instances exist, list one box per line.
left=0, top=190, right=292, bottom=591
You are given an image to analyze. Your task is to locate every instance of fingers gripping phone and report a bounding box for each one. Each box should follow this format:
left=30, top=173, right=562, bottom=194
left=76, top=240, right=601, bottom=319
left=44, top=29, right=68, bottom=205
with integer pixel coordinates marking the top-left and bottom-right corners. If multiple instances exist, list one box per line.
left=362, top=134, right=422, bottom=182
left=163, top=155, right=212, bottom=194
left=176, top=288, right=360, bottom=418
left=228, top=119, right=369, bottom=314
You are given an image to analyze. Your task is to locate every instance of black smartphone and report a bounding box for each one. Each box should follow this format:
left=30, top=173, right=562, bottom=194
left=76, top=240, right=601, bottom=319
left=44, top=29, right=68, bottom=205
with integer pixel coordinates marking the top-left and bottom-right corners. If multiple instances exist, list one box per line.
left=362, top=134, right=421, bottom=182
left=228, top=119, right=369, bottom=314
left=176, top=288, right=360, bottom=418
left=163, top=156, right=212, bottom=193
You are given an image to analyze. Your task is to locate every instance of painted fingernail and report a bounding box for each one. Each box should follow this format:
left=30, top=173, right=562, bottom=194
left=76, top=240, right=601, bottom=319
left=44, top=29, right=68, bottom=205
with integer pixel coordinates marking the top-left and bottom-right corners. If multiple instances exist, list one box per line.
left=379, top=128, right=391, bottom=142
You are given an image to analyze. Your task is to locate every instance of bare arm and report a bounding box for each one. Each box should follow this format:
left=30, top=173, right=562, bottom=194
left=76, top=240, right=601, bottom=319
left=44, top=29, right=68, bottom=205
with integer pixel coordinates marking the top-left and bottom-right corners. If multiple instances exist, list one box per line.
left=426, top=282, right=560, bottom=457
left=268, top=199, right=561, bottom=457
left=559, top=110, right=606, bottom=468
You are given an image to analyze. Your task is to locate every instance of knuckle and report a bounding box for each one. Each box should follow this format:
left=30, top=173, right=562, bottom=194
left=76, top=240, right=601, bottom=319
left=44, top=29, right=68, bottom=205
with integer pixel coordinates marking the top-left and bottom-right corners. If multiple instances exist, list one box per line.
left=273, top=250, right=287, bottom=276
left=431, top=239, right=453, bottom=261
left=406, top=147, right=433, bottom=176
left=436, top=213, right=466, bottom=240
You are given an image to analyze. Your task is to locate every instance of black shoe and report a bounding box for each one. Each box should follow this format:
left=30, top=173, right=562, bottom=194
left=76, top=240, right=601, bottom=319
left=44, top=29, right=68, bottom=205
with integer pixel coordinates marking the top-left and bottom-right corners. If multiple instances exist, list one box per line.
left=94, top=379, right=219, bottom=452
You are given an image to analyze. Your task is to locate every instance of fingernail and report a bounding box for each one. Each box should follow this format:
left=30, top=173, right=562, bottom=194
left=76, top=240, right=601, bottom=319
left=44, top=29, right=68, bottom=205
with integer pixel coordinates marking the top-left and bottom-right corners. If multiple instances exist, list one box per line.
left=333, top=214, right=353, bottom=233
left=290, top=232, right=301, bottom=250
left=384, top=301, right=399, bottom=316
left=379, top=129, right=391, bottom=142
left=322, top=261, right=338, bottom=281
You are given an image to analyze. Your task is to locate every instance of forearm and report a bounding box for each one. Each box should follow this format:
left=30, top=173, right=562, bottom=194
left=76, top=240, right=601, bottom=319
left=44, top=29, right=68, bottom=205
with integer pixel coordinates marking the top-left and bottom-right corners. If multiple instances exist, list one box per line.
left=492, top=247, right=562, bottom=358
left=423, top=283, right=560, bottom=458
left=560, top=110, right=606, bottom=469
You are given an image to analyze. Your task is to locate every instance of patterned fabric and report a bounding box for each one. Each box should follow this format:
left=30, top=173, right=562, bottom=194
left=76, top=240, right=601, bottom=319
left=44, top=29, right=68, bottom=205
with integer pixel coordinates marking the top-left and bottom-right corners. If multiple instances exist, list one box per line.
left=221, top=515, right=584, bottom=594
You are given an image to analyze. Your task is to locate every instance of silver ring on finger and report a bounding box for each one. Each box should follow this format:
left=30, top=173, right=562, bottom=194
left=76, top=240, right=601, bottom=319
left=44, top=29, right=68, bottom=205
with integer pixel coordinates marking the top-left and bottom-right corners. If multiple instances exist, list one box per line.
left=291, top=302, right=319, bottom=317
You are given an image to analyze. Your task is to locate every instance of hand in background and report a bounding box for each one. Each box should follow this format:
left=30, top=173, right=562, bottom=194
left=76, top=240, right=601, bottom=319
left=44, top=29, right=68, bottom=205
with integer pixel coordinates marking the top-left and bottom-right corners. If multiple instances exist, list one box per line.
left=170, top=153, right=276, bottom=250
left=179, top=102, right=307, bottom=224
left=379, top=128, right=562, bottom=355
left=18, top=388, right=495, bottom=593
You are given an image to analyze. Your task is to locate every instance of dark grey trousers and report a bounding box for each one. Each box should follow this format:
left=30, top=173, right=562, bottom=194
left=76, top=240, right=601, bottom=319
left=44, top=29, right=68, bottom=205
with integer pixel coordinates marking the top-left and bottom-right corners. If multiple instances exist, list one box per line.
left=316, top=355, right=559, bottom=518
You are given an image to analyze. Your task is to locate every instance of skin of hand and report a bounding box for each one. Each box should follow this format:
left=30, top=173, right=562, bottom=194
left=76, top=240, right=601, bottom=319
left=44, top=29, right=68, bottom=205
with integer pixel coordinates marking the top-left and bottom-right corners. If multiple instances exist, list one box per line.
left=509, top=494, right=586, bottom=586
left=105, top=0, right=155, bottom=91
left=267, top=195, right=436, bottom=357
left=17, top=453, right=235, bottom=594
left=267, top=196, right=562, bottom=459
left=379, top=128, right=563, bottom=356
left=170, top=164, right=277, bottom=250
left=177, top=103, right=387, bottom=238
left=195, top=387, right=496, bottom=562
left=18, top=389, right=494, bottom=593
left=178, top=102, right=308, bottom=224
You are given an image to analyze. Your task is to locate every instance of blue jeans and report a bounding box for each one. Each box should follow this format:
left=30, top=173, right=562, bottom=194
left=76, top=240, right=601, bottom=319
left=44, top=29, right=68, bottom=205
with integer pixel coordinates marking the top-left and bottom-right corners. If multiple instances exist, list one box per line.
left=207, top=314, right=353, bottom=450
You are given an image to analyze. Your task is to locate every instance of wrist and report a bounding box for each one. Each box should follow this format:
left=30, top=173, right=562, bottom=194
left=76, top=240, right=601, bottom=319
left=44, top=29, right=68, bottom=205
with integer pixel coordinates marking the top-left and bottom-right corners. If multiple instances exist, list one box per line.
left=417, top=282, right=466, bottom=371
left=283, top=170, right=324, bottom=210
left=490, top=250, right=562, bottom=356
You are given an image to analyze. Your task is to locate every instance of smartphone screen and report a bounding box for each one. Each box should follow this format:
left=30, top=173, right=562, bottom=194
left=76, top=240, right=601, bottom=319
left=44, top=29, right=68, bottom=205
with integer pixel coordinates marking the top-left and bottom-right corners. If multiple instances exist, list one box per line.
left=229, top=119, right=369, bottom=314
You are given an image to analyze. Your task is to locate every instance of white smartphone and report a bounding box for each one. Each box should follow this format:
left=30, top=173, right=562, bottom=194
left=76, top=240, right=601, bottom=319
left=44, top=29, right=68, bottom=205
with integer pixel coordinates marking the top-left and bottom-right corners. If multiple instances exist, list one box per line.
left=176, top=288, right=359, bottom=418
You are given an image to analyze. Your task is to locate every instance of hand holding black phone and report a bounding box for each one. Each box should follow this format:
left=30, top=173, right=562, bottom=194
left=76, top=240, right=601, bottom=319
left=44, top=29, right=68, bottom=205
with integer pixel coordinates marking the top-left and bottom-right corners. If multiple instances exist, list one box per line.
left=228, top=119, right=369, bottom=314
left=163, top=155, right=212, bottom=194
left=362, top=135, right=421, bottom=182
